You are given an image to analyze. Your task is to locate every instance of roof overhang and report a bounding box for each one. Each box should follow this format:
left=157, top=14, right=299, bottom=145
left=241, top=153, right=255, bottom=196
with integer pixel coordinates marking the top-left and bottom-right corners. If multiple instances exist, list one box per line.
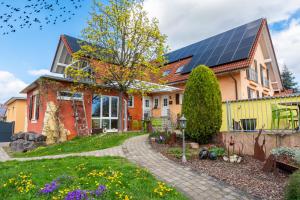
left=4, top=97, right=26, bottom=106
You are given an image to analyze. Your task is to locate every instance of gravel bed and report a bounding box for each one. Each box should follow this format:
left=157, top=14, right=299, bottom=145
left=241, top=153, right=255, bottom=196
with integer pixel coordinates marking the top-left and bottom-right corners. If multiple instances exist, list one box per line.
left=151, top=142, right=289, bottom=200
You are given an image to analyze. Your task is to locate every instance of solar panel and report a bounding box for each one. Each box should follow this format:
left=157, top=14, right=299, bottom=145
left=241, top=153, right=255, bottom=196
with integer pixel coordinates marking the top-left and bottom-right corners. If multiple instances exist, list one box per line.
left=166, top=19, right=263, bottom=74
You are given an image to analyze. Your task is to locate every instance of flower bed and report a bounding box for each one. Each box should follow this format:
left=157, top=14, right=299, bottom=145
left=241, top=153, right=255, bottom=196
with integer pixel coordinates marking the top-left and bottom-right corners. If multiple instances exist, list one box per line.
left=151, top=141, right=289, bottom=200
left=0, top=156, right=187, bottom=200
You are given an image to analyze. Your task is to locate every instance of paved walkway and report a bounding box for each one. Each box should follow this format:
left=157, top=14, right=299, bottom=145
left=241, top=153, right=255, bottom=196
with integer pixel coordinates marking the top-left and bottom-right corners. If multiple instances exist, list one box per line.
left=0, top=135, right=254, bottom=200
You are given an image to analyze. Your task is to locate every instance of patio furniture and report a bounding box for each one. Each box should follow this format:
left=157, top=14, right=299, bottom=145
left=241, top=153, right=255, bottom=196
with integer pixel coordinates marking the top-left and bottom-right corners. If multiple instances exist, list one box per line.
left=271, top=104, right=298, bottom=130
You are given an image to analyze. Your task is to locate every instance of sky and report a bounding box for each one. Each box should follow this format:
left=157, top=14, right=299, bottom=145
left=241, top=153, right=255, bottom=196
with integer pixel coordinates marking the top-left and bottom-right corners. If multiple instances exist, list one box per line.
left=1, top=0, right=300, bottom=103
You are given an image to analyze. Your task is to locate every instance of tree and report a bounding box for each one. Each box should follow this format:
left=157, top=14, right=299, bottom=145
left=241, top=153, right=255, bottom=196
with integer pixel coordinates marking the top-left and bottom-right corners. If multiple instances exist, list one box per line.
left=67, top=0, right=167, bottom=131
left=182, top=65, right=222, bottom=144
left=281, top=65, right=298, bottom=92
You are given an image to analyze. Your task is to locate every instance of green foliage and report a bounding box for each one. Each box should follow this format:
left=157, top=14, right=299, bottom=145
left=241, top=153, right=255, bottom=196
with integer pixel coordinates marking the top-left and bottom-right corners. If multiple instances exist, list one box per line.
left=281, top=65, right=298, bottom=92
left=0, top=157, right=187, bottom=200
left=12, top=132, right=144, bottom=158
left=285, top=170, right=300, bottom=200
left=182, top=65, right=222, bottom=144
left=167, top=147, right=192, bottom=160
left=209, top=147, right=225, bottom=157
left=271, top=147, right=300, bottom=165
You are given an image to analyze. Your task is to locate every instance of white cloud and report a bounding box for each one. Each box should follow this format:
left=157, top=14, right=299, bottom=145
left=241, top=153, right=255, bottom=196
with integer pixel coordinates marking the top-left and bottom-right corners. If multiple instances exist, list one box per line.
left=28, top=69, right=61, bottom=76
left=144, top=0, right=300, bottom=50
left=272, top=19, right=300, bottom=83
left=0, top=71, right=27, bottom=103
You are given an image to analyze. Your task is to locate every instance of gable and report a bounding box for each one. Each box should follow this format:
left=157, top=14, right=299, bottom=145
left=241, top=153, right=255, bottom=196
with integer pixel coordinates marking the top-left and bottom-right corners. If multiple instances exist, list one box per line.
left=165, top=18, right=263, bottom=74
left=50, top=36, right=73, bottom=74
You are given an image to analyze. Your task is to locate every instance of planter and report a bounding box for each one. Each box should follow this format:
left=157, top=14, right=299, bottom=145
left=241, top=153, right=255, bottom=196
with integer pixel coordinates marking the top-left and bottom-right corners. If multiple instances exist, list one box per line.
left=276, top=161, right=299, bottom=174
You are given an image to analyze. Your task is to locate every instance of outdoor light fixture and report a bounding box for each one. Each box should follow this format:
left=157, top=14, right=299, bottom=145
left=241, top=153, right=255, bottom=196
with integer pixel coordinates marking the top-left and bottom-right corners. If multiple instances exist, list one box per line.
left=179, top=115, right=187, bottom=129
left=179, top=115, right=187, bottom=163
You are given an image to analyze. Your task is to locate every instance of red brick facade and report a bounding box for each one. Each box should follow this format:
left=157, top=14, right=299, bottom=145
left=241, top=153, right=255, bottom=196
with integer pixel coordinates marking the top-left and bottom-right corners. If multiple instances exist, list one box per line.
left=26, top=79, right=128, bottom=139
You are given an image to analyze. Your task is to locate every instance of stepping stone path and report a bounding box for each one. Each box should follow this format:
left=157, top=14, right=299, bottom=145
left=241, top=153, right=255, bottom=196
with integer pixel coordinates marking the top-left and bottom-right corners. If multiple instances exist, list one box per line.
left=0, top=135, right=254, bottom=200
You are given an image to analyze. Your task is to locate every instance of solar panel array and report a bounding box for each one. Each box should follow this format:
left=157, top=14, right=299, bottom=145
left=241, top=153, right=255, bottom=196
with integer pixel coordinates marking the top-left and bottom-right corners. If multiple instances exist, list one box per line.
left=164, top=18, right=263, bottom=74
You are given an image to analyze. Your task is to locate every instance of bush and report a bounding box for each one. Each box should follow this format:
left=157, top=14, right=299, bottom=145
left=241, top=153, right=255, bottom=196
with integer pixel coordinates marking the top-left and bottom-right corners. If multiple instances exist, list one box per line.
left=209, top=147, right=225, bottom=157
left=285, top=170, right=300, bottom=200
left=182, top=65, right=222, bottom=144
left=167, top=147, right=191, bottom=160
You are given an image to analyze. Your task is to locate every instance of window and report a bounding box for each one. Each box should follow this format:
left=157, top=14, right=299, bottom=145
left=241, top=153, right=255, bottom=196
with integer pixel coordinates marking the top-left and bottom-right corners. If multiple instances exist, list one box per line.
left=163, top=70, right=171, bottom=76
left=128, top=96, right=134, bottom=108
left=145, top=99, right=150, bottom=108
left=57, top=91, right=83, bottom=101
left=176, top=94, right=180, bottom=104
left=175, top=65, right=185, bottom=73
left=247, top=87, right=257, bottom=99
left=260, top=64, right=264, bottom=84
left=163, top=98, right=168, bottom=106
left=29, top=93, right=40, bottom=121
left=92, top=95, right=119, bottom=131
left=154, top=97, right=159, bottom=109
left=179, top=94, right=183, bottom=104
left=254, top=60, right=258, bottom=72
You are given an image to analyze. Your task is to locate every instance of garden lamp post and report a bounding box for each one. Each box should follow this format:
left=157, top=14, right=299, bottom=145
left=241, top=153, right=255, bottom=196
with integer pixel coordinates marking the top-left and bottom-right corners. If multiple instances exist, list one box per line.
left=179, top=115, right=187, bottom=163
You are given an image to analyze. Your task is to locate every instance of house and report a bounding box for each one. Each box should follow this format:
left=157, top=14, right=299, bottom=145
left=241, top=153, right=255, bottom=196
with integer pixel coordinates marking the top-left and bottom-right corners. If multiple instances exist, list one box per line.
left=21, top=18, right=284, bottom=139
left=4, top=97, right=27, bottom=133
left=128, top=18, right=284, bottom=123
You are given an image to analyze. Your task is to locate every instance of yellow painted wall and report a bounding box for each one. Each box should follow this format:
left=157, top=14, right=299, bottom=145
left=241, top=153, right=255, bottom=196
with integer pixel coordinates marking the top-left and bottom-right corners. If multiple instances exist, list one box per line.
left=6, top=99, right=27, bottom=133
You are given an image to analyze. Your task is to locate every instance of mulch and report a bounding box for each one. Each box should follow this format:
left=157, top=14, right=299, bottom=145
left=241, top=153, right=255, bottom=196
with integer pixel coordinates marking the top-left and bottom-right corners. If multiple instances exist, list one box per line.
left=151, top=142, right=289, bottom=200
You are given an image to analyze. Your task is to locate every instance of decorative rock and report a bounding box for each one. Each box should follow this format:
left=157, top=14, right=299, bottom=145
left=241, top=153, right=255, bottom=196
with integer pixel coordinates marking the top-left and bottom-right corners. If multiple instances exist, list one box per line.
left=223, top=156, right=229, bottom=162
left=209, top=151, right=217, bottom=160
left=150, top=137, right=156, bottom=144
left=189, top=142, right=200, bottom=149
left=199, top=148, right=209, bottom=159
left=9, top=132, right=46, bottom=152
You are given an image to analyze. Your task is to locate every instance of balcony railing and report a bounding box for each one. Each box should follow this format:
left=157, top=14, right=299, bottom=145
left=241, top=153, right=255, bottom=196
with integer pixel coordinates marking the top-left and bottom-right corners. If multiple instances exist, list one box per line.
left=247, top=68, right=258, bottom=83
left=223, top=94, right=300, bottom=133
left=262, top=77, right=270, bottom=88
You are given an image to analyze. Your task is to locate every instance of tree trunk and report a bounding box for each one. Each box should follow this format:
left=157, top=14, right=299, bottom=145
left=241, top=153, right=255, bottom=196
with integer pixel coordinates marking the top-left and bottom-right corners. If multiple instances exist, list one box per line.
left=118, top=91, right=124, bottom=133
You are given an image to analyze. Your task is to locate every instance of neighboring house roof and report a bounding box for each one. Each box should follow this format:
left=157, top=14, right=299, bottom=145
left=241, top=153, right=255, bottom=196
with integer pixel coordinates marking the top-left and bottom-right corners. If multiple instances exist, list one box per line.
left=4, top=97, right=26, bottom=106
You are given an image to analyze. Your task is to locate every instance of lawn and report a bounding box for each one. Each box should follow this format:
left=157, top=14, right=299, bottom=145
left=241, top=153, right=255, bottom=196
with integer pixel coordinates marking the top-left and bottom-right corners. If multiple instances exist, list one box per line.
left=11, top=132, right=145, bottom=158
left=0, top=156, right=187, bottom=200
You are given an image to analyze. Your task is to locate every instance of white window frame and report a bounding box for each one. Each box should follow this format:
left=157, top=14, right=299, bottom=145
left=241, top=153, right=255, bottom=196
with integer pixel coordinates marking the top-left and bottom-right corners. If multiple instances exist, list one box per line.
left=31, top=90, right=39, bottom=123
left=128, top=95, right=134, bottom=108
left=92, top=95, right=119, bottom=132
left=179, top=94, right=183, bottom=104
left=57, top=91, right=83, bottom=101
left=153, top=97, right=159, bottom=109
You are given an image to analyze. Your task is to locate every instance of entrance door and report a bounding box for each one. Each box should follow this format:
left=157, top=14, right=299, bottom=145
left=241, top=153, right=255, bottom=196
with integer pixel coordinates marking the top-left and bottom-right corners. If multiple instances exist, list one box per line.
left=143, top=96, right=151, bottom=119
left=161, top=95, right=169, bottom=117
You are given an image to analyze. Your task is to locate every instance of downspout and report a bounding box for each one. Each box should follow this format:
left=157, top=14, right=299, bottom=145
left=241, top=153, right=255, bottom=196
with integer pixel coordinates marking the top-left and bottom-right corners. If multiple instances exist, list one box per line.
left=229, top=73, right=238, bottom=100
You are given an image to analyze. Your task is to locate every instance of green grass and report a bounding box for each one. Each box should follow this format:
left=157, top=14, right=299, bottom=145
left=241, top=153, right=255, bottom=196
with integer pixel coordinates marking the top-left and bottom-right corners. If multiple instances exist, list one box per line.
left=0, top=156, right=187, bottom=200
left=12, top=132, right=145, bottom=158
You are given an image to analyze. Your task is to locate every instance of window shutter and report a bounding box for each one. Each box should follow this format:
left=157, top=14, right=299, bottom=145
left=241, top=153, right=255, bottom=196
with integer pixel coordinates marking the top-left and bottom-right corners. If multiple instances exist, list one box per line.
left=35, top=95, right=40, bottom=120
left=29, top=95, right=33, bottom=120
left=175, top=94, right=180, bottom=105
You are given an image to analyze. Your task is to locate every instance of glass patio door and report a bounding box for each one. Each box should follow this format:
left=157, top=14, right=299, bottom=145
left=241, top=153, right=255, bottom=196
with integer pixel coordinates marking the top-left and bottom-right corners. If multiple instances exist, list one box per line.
left=92, top=95, right=119, bottom=132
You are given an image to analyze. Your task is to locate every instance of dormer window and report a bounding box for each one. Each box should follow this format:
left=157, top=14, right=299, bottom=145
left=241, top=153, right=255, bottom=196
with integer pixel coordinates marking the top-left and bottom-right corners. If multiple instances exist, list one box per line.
left=175, top=65, right=185, bottom=74
left=163, top=70, right=171, bottom=77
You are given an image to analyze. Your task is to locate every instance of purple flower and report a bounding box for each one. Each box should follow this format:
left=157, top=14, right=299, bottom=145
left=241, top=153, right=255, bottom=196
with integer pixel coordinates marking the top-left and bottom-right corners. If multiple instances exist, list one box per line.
left=65, top=189, right=88, bottom=200
left=92, top=185, right=106, bottom=197
left=40, top=181, right=59, bottom=194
